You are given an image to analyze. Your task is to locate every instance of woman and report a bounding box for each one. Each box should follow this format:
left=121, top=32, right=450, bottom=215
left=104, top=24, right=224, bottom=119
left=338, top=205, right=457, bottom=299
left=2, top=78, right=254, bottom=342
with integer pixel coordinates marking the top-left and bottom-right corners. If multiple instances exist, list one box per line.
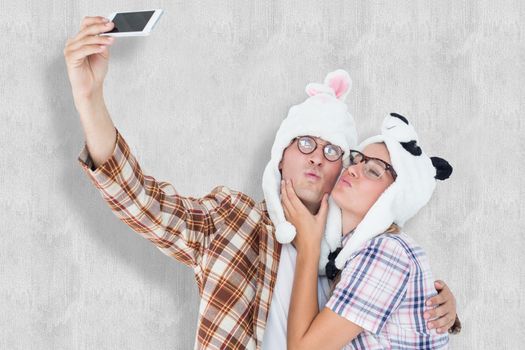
left=281, top=113, right=459, bottom=349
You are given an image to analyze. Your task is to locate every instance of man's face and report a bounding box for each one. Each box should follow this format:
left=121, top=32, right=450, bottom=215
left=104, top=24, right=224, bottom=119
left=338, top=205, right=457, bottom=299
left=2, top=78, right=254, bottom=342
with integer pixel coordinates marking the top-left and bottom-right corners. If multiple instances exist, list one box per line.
left=279, top=136, right=343, bottom=212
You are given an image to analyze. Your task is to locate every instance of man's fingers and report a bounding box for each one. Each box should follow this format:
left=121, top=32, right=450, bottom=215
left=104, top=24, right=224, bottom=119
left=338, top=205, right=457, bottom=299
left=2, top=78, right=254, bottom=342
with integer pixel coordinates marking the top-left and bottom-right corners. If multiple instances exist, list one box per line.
left=68, top=35, right=115, bottom=52
left=68, top=44, right=107, bottom=62
left=426, top=282, right=457, bottom=334
left=77, top=22, right=114, bottom=41
left=447, top=316, right=462, bottom=334
left=431, top=310, right=454, bottom=328
left=426, top=289, right=448, bottom=307
left=428, top=314, right=455, bottom=333
left=438, top=317, right=457, bottom=334
left=434, top=279, right=445, bottom=291
left=80, top=16, right=109, bottom=31
left=436, top=302, right=453, bottom=319
left=67, top=35, right=114, bottom=53
left=425, top=301, right=457, bottom=332
left=423, top=302, right=448, bottom=321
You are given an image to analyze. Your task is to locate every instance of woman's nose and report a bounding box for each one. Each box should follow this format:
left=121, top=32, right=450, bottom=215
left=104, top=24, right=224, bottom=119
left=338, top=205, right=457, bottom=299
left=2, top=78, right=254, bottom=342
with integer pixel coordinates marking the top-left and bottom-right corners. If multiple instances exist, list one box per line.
left=346, top=164, right=360, bottom=178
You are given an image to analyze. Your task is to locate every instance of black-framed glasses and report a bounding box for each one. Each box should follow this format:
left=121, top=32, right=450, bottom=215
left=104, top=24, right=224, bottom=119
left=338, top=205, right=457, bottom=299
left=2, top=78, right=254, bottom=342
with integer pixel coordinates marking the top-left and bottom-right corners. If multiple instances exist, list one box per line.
left=348, top=150, right=397, bottom=180
left=294, top=136, right=344, bottom=162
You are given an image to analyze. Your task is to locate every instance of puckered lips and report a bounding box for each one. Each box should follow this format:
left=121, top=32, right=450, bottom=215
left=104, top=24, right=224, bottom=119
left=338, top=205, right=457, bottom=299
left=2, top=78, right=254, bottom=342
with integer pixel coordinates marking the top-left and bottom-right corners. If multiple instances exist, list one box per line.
left=304, top=169, right=321, bottom=182
left=338, top=174, right=352, bottom=188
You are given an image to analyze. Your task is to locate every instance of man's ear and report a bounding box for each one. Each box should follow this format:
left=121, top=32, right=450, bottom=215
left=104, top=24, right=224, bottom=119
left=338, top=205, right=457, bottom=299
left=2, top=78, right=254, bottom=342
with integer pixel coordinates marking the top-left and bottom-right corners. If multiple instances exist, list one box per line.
left=279, top=147, right=287, bottom=171
left=280, top=140, right=294, bottom=172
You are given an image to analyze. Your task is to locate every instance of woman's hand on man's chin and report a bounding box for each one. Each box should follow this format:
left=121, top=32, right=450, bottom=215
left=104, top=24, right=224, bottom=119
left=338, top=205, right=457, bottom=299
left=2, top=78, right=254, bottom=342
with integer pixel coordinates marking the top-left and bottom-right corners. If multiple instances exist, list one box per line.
left=280, top=179, right=328, bottom=253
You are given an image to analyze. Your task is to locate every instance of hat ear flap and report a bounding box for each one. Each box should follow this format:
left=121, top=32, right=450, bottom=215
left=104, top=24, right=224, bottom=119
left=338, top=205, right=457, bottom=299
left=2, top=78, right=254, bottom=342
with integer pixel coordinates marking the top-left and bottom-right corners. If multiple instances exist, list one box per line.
left=431, top=156, right=453, bottom=180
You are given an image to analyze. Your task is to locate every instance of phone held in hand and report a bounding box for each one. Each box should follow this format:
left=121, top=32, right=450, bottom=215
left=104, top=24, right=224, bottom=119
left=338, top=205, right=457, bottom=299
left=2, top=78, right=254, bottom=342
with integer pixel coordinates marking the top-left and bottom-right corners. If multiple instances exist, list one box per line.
left=100, top=9, right=164, bottom=37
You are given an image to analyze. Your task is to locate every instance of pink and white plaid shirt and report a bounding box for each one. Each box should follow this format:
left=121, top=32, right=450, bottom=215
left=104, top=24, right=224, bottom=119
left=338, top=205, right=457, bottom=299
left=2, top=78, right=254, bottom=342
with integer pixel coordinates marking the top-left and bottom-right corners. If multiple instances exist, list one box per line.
left=326, top=232, right=449, bottom=349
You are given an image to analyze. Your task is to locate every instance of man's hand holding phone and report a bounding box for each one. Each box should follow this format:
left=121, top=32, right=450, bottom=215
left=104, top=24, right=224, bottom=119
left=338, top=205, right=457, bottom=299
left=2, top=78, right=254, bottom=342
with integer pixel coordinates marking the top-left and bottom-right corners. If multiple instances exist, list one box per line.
left=64, top=10, right=163, bottom=107
left=63, top=11, right=163, bottom=167
left=64, top=16, right=116, bottom=109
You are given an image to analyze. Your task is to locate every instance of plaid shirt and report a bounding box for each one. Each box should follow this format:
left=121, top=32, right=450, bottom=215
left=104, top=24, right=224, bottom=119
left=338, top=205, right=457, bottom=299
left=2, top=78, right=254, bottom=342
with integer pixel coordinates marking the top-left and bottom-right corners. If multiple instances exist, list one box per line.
left=327, top=232, right=449, bottom=349
left=78, top=128, right=282, bottom=350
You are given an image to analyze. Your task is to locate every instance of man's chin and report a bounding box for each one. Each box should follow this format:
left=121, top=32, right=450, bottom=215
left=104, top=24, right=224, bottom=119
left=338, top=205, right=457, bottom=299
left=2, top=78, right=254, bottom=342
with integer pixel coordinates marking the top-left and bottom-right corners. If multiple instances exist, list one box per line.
left=295, top=189, right=323, bottom=209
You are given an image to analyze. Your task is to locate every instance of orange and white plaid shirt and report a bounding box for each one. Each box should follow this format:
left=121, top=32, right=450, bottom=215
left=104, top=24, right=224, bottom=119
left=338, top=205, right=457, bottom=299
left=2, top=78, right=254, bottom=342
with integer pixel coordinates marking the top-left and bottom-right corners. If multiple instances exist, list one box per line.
left=78, top=128, right=282, bottom=350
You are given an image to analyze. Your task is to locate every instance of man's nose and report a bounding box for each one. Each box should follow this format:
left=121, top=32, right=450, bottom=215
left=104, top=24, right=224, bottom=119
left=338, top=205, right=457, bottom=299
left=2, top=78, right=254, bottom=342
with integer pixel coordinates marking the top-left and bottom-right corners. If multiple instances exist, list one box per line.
left=308, top=147, right=324, bottom=166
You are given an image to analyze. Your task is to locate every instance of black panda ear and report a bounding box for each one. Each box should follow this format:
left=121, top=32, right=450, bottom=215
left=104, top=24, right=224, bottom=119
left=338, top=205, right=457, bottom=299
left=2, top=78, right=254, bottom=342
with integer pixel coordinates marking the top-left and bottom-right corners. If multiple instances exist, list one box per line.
left=400, top=140, right=422, bottom=156
left=390, top=113, right=409, bottom=125
left=431, top=157, right=453, bottom=180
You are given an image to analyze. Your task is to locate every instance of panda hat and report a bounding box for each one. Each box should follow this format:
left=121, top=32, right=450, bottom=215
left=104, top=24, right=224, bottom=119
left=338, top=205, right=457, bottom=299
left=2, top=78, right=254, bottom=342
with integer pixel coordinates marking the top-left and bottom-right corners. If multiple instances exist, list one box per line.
left=262, top=69, right=358, bottom=274
left=334, top=113, right=453, bottom=269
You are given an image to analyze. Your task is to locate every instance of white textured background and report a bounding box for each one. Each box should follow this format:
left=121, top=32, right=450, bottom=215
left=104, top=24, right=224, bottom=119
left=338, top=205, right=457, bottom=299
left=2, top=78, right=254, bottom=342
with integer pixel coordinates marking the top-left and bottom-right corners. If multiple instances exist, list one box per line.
left=1, top=0, right=523, bottom=349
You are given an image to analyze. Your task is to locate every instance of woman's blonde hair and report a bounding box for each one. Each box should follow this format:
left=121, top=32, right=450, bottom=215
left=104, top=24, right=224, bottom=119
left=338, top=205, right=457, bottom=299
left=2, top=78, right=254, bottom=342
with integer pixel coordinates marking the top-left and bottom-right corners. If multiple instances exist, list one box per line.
left=374, top=142, right=399, bottom=235
left=385, top=223, right=400, bottom=234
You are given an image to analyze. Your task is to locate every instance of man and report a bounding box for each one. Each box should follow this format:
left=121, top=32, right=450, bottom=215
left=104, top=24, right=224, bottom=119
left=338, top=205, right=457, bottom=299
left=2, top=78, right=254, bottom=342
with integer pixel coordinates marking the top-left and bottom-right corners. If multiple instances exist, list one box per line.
left=64, top=16, right=458, bottom=350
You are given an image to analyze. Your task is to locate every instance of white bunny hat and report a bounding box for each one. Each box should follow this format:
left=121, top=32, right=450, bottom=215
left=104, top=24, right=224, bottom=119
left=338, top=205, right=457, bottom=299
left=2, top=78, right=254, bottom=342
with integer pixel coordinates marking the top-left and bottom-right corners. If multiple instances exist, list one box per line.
left=262, top=69, right=358, bottom=274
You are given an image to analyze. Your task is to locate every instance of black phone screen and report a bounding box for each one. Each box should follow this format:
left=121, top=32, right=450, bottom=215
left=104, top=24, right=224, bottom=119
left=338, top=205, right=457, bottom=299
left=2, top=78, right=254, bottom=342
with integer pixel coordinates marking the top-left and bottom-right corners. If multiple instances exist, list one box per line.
left=106, top=11, right=155, bottom=33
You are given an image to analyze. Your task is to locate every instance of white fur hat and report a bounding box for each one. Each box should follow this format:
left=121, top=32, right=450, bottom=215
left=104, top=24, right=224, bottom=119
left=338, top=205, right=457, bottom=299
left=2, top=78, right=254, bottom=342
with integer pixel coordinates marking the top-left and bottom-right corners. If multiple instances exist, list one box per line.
left=262, top=69, right=358, bottom=274
left=334, top=113, right=453, bottom=269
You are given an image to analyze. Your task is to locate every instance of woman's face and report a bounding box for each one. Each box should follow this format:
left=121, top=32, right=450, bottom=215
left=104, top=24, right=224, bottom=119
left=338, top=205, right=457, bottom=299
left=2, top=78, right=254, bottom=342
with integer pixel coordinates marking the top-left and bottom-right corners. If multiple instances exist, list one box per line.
left=332, top=143, right=396, bottom=220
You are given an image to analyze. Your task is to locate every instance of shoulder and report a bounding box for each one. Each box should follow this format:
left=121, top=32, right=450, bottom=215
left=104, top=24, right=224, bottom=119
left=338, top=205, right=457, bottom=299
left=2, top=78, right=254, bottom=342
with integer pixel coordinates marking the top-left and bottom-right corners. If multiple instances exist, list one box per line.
left=365, top=233, right=411, bottom=257
left=343, top=233, right=412, bottom=273
left=200, top=186, right=266, bottom=221
left=208, top=186, right=257, bottom=208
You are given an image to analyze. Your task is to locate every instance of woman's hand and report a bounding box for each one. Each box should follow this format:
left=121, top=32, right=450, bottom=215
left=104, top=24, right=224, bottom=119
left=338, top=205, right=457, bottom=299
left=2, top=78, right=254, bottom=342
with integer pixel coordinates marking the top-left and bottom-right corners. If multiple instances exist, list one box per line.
left=281, top=179, right=328, bottom=253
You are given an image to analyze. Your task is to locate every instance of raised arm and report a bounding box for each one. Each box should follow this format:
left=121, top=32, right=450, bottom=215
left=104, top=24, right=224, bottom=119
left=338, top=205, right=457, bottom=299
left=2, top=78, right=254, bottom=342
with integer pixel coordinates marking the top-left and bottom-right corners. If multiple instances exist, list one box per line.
left=64, top=16, right=242, bottom=285
left=64, top=15, right=117, bottom=169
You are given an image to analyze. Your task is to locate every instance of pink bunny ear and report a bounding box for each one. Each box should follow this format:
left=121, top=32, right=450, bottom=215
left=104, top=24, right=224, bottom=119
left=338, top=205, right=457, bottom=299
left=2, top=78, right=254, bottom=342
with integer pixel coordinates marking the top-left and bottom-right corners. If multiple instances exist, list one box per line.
left=324, top=69, right=352, bottom=100
left=305, top=83, right=335, bottom=97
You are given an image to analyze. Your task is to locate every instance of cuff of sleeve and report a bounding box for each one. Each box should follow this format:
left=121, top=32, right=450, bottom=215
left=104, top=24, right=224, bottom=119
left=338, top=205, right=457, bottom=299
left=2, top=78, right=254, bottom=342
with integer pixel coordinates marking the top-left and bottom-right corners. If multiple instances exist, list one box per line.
left=449, top=315, right=462, bottom=335
left=77, top=128, right=131, bottom=187
left=325, top=303, right=381, bottom=336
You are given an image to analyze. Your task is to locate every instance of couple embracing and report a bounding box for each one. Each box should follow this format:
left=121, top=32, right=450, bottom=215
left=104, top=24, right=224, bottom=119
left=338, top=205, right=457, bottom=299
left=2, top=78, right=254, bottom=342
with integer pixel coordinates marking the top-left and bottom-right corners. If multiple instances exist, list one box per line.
left=65, top=17, right=459, bottom=349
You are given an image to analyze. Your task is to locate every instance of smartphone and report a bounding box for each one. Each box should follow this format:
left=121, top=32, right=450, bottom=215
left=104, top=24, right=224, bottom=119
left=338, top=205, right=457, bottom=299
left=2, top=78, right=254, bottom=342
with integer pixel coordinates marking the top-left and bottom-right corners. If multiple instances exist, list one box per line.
left=100, top=9, right=164, bottom=37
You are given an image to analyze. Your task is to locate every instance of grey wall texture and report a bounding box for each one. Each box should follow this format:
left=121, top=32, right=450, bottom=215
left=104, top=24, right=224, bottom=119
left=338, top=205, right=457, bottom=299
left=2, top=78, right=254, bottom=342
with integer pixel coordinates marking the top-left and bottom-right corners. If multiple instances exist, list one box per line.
left=1, top=0, right=523, bottom=349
